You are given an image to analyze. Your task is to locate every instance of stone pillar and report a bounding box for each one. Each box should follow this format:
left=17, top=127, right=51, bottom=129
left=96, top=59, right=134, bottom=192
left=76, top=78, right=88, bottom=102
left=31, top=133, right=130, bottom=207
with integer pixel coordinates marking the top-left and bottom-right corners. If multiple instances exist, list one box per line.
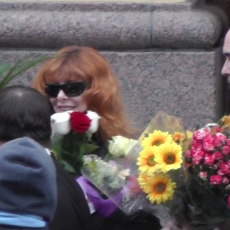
left=0, top=0, right=228, bottom=132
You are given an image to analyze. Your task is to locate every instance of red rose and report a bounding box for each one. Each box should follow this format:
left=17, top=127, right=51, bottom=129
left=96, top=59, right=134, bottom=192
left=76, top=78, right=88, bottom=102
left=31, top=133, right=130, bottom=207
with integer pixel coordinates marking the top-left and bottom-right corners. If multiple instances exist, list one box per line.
left=210, top=175, right=222, bottom=185
left=70, top=112, right=91, bottom=133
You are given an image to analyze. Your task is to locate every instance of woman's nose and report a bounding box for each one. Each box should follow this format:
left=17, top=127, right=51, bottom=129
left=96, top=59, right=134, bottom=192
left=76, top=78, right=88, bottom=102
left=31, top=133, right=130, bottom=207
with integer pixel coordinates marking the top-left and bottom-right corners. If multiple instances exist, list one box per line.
left=56, top=90, right=68, bottom=99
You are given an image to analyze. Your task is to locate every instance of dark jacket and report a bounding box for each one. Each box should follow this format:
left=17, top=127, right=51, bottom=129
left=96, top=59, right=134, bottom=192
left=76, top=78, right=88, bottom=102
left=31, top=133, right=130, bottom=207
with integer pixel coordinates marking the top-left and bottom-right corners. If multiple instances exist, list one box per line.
left=49, top=155, right=92, bottom=230
left=91, top=209, right=162, bottom=230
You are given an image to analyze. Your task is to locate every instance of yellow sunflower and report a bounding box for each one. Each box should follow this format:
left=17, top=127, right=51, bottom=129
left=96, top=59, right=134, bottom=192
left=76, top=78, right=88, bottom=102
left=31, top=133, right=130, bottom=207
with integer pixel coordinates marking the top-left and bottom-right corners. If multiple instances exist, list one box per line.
left=142, top=174, right=176, bottom=204
left=154, top=142, right=182, bottom=173
left=137, top=147, right=159, bottom=175
left=141, top=130, right=172, bottom=148
left=172, top=132, right=185, bottom=144
left=137, top=173, right=149, bottom=189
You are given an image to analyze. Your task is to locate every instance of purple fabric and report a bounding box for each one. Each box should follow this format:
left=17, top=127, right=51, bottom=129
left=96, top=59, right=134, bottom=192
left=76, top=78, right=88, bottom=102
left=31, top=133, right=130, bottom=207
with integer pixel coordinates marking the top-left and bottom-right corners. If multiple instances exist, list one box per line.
left=77, top=176, right=122, bottom=217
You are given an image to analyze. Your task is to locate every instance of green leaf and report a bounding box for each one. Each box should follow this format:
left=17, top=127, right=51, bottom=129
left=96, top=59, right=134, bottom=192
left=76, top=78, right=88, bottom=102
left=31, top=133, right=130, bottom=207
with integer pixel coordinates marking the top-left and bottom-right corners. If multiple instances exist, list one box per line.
left=84, top=143, right=98, bottom=154
left=0, top=62, right=11, bottom=77
left=0, top=54, right=56, bottom=89
left=60, top=160, right=76, bottom=174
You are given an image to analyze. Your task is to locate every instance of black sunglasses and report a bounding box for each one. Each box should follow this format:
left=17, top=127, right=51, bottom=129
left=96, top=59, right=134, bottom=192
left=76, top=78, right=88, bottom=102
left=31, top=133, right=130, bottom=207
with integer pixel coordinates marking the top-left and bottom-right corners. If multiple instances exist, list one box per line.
left=45, top=82, right=86, bottom=98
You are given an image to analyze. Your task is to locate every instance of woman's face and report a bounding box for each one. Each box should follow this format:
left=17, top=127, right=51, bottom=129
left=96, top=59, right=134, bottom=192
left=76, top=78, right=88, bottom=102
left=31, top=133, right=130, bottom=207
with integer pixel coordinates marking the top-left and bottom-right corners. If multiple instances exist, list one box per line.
left=47, top=82, right=88, bottom=113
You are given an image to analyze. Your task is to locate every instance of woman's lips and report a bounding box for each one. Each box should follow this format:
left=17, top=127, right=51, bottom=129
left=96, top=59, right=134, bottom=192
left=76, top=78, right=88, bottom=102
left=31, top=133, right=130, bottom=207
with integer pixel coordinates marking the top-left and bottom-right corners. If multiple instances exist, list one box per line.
left=57, top=106, right=75, bottom=111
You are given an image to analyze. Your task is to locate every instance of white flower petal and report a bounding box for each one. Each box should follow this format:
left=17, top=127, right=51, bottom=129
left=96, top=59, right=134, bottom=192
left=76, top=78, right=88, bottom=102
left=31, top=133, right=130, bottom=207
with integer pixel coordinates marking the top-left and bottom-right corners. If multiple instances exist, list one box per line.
left=86, top=111, right=101, bottom=133
left=51, top=112, right=71, bottom=135
left=108, top=136, right=138, bottom=157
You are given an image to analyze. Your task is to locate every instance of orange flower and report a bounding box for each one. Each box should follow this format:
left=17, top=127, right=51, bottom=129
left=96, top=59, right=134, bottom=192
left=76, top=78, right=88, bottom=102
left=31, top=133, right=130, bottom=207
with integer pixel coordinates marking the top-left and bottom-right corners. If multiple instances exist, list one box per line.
left=172, top=132, right=185, bottom=144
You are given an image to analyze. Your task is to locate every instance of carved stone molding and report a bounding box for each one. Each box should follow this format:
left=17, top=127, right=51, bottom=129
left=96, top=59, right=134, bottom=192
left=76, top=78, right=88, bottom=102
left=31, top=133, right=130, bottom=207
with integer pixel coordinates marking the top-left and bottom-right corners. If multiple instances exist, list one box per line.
left=0, top=0, right=227, bottom=49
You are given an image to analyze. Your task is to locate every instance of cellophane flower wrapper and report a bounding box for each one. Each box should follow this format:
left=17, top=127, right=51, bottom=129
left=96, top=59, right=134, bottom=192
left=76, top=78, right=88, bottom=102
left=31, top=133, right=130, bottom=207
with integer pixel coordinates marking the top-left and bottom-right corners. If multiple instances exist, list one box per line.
left=82, top=111, right=192, bottom=227
left=178, top=116, right=230, bottom=230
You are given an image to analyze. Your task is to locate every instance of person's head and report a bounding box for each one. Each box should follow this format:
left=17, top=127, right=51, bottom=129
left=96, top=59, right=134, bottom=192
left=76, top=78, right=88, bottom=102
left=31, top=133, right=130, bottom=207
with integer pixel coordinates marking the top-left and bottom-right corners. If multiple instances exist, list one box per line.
left=0, top=85, right=52, bottom=148
left=222, top=29, right=230, bottom=77
left=0, top=137, right=57, bottom=227
left=32, top=45, right=134, bottom=141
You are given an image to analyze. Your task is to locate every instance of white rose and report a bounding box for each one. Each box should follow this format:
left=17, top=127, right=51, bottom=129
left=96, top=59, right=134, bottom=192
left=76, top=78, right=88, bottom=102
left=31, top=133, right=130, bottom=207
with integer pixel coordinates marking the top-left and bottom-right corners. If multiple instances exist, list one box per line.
left=108, top=136, right=138, bottom=157
left=86, top=111, right=101, bottom=133
left=51, top=112, right=71, bottom=135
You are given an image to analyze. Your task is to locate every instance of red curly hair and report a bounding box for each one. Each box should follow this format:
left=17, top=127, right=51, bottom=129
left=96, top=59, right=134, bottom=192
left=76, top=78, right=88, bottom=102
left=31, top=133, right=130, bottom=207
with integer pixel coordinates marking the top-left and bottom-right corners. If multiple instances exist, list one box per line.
left=32, top=46, right=134, bottom=142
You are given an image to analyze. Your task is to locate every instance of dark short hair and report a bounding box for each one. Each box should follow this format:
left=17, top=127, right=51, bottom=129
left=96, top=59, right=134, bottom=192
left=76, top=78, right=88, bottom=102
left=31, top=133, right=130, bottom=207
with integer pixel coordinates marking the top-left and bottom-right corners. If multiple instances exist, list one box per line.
left=0, top=85, right=52, bottom=147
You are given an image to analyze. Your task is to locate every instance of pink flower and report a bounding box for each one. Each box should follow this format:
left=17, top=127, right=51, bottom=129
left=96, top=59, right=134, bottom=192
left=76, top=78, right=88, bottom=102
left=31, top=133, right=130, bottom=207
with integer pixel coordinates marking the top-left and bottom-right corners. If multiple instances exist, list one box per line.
left=227, top=160, right=230, bottom=167
left=191, top=140, right=203, bottom=152
left=193, top=129, right=210, bottom=141
left=227, top=139, right=230, bottom=146
left=192, top=158, right=202, bottom=165
left=199, top=171, right=207, bottom=180
left=212, top=164, right=219, bottom=170
left=202, top=135, right=215, bottom=152
left=213, top=133, right=227, bottom=147
left=223, top=177, right=229, bottom=184
left=217, top=169, right=224, bottom=175
left=193, top=150, right=205, bottom=158
left=210, top=175, right=222, bottom=185
left=220, top=163, right=230, bottom=175
left=185, top=150, right=193, bottom=159
left=222, top=145, right=230, bottom=155
left=192, top=151, right=204, bottom=165
left=204, top=154, right=214, bottom=166
left=212, top=151, right=223, bottom=160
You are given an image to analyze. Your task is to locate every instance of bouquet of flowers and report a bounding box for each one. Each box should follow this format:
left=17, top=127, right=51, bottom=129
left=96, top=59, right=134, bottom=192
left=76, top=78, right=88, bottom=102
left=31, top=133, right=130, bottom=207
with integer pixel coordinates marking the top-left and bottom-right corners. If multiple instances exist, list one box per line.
left=51, top=110, right=101, bottom=174
left=81, top=111, right=192, bottom=226
left=179, top=115, right=230, bottom=229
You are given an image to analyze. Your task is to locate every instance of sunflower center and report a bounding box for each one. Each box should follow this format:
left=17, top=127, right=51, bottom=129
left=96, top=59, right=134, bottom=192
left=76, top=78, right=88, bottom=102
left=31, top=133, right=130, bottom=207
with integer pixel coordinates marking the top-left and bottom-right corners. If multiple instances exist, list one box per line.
left=152, top=140, right=163, bottom=146
left=147, top=156, right=155, bottom=166
left=165, top=154, right=175, bottom=164
left=154, top=183, right=166, bottom=194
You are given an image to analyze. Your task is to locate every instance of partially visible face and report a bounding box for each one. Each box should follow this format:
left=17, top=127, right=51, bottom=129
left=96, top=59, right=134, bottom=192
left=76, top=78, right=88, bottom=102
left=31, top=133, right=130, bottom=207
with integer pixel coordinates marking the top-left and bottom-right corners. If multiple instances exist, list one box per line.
left=222, top=30, right=230, bottom=77
left=49, top=82, right=88, bottom=113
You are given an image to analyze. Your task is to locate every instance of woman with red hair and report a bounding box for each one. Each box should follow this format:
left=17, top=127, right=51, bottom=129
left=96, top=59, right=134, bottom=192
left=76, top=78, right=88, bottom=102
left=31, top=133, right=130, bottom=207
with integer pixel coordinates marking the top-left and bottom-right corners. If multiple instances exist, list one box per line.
left=32, top=46, right=162, bottom=230
left=32, top=45, right=133, bottom=142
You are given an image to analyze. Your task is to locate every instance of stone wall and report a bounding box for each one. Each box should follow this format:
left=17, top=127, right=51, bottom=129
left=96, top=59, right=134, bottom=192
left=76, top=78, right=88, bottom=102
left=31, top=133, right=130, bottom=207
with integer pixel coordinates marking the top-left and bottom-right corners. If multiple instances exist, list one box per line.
left=0, top=0, right=228, bottom=133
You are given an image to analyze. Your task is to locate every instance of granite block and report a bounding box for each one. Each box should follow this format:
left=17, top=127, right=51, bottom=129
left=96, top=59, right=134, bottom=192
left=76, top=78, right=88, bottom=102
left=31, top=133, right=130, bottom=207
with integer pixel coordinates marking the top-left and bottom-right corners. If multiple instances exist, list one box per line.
left=151, top=10, right=222, bottom=49
left=0, top=48, right=224, bottom=133
left=0, top=0, right=227, bottom=49
left=0, top=11, right=150, bottom=49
